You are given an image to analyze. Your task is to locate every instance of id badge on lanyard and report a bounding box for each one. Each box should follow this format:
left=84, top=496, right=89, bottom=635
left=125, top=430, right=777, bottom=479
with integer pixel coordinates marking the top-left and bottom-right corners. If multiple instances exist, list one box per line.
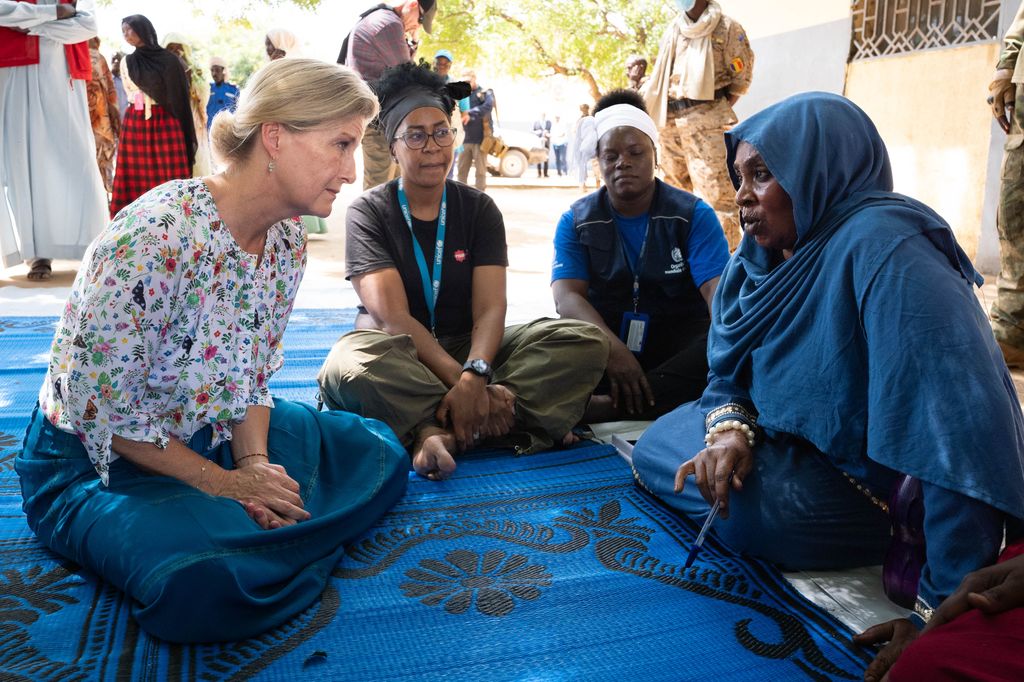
left=619, top=310, right=650, bottom=353
left=620, top=222, right=651, bottom=355
left=397, top=178, right=447, bottom=335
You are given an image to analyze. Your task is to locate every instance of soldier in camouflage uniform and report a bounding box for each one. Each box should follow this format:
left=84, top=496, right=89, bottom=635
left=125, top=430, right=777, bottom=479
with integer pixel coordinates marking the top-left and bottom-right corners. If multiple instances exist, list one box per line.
left=990, top=1, right=1024, bottom=366
left=642, top=0, right=753, bottom=249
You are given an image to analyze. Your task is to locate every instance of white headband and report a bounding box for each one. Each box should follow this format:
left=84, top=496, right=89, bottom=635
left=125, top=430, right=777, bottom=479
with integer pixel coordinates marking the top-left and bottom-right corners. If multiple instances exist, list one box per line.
left=595, top=103, right=659, bottom=147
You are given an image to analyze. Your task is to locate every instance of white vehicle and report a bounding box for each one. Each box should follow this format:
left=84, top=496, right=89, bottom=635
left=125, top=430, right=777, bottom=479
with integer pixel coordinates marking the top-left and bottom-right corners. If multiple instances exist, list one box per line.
left=486, top=127, right=550, bottom=178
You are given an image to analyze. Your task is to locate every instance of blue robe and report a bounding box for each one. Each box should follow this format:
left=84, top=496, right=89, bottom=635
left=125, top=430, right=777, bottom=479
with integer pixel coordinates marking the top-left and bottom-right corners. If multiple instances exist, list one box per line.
left=17, top=399, right=407, bottom=643
left=633, top=92, right=1024, bottom=615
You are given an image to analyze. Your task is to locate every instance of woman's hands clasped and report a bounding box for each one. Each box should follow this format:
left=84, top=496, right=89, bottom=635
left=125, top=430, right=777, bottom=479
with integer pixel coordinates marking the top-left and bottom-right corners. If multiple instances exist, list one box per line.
left=674, top=429, right=754, bottom=519
left=436, top=374, right=490, bottom=451
left=436, top=377, right=516, bottom=451
left=209, top=460, right=310, bottom=530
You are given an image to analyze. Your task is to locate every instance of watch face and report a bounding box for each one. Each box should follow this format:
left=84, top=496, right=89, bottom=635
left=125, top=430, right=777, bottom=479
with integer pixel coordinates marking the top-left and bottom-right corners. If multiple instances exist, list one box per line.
left=466, top=358, right=491, bottom=377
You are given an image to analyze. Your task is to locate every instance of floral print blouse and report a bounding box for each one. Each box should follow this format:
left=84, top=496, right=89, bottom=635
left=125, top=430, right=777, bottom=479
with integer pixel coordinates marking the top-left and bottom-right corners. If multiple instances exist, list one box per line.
left=39, top=179, right=307, bottom=484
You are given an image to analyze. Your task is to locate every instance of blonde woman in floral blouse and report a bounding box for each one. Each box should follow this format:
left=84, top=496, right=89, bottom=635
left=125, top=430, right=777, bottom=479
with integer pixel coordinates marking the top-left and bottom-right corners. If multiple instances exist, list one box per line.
left=15, top=59, right=407, bottom=643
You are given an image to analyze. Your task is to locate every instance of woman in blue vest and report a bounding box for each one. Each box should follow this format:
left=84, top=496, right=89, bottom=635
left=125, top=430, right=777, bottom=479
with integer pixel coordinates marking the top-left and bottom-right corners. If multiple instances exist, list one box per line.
left=630, top=92, right=1024, bottom=672
left=552, top=89, right=730, bottom=421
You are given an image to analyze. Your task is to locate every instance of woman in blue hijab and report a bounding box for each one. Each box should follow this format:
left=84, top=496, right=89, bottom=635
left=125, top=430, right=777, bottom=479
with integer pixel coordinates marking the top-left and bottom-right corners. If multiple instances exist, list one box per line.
left=631, top=92, right=1024, bottom=671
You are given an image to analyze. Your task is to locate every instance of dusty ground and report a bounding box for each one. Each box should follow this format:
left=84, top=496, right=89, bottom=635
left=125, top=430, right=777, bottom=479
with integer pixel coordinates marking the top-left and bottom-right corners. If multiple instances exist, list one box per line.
left=0, top=175, right=584, bottom=321
left=2, top=176, right=1021, bottom=395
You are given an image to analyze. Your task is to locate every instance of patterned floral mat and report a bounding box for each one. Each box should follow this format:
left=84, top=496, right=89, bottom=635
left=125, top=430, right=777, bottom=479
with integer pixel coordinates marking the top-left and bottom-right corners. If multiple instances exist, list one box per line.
left=0, top=313, right=873, bottom=680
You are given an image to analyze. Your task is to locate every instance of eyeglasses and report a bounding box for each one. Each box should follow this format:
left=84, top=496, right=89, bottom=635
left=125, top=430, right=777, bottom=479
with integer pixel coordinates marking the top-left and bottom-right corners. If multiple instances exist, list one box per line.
left=394, top=127, right=456, bottom=150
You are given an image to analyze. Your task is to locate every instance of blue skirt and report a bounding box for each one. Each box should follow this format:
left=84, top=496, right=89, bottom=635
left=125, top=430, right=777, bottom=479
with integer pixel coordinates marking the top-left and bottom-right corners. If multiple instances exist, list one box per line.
left=632, top=401, right=894, bottom=570
left=15, top=399, right=408, bottom=643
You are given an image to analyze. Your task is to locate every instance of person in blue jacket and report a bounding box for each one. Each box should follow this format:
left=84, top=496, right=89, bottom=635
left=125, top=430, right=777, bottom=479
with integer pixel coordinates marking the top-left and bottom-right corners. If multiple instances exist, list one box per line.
left=552, top=89, right=730, bottom=421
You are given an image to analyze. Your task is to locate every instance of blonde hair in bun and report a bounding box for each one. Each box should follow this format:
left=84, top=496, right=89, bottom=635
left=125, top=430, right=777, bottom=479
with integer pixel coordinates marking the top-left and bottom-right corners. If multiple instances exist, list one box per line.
left=209, top=58, right=379, bottom=167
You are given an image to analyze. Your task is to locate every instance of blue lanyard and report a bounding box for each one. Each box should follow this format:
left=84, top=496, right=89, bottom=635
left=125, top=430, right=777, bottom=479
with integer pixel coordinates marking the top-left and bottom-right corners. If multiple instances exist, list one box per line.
left=616, top=218, right=650, bottom=314
left=397, top=178, right=447, bottom=333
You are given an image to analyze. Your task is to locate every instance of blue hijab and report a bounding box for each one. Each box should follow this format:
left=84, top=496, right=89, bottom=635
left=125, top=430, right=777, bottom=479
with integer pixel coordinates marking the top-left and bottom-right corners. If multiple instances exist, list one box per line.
left=710, top=92, right=1024, bottom=518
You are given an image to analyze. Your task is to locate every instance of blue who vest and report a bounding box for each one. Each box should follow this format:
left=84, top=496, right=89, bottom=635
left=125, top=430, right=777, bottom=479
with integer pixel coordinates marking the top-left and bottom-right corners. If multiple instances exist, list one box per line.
left=569, top=179, right=709, bottom=330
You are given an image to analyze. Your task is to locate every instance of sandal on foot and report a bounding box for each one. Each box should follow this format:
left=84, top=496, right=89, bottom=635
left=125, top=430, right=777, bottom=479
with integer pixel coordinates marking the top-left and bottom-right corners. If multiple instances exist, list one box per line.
left=26, top=259, right=52, bottom=281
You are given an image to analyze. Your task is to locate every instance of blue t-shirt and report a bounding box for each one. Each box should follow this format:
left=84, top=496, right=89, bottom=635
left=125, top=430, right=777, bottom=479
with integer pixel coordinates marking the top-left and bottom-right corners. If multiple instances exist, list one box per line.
left=551, top=198, right=728, bottom=289
left=206, top=81, right=240, bottom=129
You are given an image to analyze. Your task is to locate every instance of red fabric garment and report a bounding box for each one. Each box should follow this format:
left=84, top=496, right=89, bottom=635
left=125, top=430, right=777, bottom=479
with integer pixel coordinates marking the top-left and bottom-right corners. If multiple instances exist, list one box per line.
left=889, top=540, right=1024, bottom=682
left=110, top=104, right=191, bottom=218
left=0, top=0, right=90, bottom=79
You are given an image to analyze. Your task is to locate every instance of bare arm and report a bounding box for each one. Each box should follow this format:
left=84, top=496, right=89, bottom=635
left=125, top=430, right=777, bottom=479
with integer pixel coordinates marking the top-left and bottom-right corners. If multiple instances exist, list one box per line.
left=111, top=431, right=309, bottom=529
left=230, top=405, right=270, bottom=466
left=465, top=265, right=506, bottom=371
left=552, top=278, right=653, bottom=415
left=352, top=267, right=463, bottom=386
left=553, top=278, right=618, bottom=342
left=699, top=275, right=719, bottom=313
left=436, top=265, right=507, bottom=449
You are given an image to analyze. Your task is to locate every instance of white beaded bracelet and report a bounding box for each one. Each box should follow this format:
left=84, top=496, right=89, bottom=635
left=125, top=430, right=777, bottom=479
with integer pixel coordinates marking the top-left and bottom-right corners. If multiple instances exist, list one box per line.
left=704, top=419, right=756, bottom=448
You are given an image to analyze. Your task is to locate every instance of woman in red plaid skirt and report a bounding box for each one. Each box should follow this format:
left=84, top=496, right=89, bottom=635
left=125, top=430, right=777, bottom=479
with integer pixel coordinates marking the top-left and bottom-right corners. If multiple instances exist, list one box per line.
left=110, top=15, right=196, bottom=218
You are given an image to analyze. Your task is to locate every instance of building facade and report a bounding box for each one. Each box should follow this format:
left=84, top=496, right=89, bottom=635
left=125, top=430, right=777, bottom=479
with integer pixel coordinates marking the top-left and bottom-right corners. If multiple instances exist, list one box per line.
left=723, top=0, right=1017, bottom=270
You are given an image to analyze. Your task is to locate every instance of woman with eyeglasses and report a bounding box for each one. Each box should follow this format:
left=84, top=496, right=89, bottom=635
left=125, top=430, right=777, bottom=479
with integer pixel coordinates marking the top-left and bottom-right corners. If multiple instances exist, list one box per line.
left=317, top=63, right=609, bottom=481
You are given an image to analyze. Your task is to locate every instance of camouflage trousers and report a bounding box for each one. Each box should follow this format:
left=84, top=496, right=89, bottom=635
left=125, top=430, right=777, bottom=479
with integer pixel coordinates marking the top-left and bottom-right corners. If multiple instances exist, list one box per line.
left=658, top=98, right=741, bottom=250
left=992, top=130, right=1024, bottom=348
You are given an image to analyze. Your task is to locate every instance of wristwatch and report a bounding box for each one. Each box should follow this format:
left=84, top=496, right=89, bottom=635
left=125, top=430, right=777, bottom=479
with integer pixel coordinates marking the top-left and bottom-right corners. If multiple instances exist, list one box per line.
left=462, top=358, right=493, bottom=381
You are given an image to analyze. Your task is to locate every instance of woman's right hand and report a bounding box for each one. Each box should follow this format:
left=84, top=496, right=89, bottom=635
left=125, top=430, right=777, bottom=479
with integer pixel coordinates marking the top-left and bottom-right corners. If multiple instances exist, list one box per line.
left=923, top=552, right=1024, bottom=632
left=606, top=341, right=654, bottom=416
left=674, top=429, right=754, bottom=519
left=211, top=462, right=310, bottom=530
left=436, top=375, right=490, bottom=451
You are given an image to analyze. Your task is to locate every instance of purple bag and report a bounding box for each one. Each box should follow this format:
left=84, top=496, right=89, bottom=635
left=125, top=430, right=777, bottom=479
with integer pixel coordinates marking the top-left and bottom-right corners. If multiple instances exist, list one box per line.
left=882, top=475, right=926, bottom=608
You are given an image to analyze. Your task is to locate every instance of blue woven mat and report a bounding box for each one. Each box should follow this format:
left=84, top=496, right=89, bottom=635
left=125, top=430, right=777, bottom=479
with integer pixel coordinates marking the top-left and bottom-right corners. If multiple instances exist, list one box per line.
left=0, top=312, right=872, bottom=680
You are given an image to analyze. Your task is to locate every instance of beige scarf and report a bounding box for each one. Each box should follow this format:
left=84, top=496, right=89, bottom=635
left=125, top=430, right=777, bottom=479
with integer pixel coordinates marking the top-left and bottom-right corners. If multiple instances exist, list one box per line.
left=642, top=1, right=723, bottom=127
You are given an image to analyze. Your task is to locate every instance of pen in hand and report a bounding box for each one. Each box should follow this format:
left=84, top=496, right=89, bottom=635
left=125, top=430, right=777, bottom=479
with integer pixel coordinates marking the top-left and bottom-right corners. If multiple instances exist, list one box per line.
left=685, top=497, right=723, bottom=568
left=684, top=471, right=734, bottom=568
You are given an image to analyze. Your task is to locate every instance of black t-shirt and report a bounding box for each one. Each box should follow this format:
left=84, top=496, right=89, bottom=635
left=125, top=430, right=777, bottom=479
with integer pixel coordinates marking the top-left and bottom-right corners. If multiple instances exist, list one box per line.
left=346, top=179, right=508, bottom=337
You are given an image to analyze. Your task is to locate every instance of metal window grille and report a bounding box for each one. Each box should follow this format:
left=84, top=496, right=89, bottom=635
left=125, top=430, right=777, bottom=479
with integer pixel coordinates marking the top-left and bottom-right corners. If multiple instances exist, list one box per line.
left=851, top=0, right=1002, bottom=61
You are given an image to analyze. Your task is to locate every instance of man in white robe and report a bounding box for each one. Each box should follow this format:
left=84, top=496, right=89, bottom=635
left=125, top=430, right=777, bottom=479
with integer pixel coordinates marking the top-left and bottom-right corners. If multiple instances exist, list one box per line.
left=0, top=0, right=107, bottom=280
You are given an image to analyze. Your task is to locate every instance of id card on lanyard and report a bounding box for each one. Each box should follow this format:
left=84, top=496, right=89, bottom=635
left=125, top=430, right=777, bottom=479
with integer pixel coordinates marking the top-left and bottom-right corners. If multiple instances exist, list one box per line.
left=397, top=177, right=447, bottom=335
left=620, top=220, right=651, bottom=354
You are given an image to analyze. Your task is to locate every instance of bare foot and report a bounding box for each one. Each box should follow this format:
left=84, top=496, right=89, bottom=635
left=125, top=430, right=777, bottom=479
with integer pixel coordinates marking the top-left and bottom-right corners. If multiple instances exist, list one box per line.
left=482, top=384, right=516, bottom=438
left=560, top=431, right=581, bottom=447
left=582, top=394, right=619, bottom=424
left=412, top=425, right=458, bottom=481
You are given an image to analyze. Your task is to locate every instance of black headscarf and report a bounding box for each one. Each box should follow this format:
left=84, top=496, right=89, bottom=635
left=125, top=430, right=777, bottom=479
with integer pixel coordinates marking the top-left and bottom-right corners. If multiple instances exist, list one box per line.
left=375, top=64, right=471, bottom=141
left=122, top=15, right=197, bottom=169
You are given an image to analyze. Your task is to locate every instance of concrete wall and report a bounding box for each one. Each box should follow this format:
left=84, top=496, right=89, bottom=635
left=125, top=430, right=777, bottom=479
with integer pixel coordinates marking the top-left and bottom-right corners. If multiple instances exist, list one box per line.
left=722, top=0, right=1015, bottom=267
left=846, top=43, right=1000, bottom=259
left=725, top=0, right=852, bottom=120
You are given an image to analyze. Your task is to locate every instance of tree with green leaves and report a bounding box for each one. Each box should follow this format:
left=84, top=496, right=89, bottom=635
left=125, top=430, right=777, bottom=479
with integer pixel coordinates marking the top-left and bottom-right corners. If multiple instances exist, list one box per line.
left=419, top=0, right=675, bottom=101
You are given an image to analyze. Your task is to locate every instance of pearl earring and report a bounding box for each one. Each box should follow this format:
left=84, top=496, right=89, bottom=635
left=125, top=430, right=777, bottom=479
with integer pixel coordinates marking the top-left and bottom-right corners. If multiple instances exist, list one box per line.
left=268, top=160, right=275, bottom=173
